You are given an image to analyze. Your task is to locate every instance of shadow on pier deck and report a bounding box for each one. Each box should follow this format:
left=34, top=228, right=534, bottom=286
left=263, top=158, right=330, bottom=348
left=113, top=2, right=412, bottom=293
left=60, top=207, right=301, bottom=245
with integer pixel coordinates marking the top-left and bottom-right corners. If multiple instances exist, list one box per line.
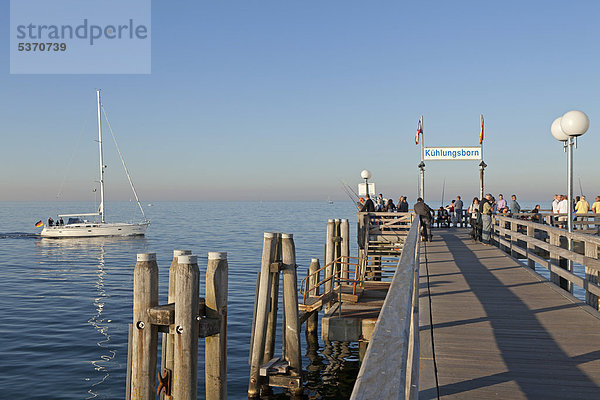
left=419, top=229, right=600, bottom=399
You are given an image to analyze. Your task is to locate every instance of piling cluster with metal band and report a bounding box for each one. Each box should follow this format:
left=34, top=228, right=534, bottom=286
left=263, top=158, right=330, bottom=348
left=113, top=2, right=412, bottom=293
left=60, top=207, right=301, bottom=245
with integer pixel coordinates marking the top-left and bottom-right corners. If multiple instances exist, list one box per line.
left=127, top=250, right=228, bottom=400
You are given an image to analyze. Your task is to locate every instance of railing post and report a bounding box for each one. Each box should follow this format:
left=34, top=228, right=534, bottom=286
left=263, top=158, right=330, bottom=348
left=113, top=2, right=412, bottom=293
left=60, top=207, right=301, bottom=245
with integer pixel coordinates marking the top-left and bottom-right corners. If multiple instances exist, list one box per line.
left=510, top=219, right=518, bottom=258
left=130, top=253, right=158, bottom=400
left=172, top=255, right=200, bottom=400
left=549, top=232, right=561, bottom=286
left=248, top=232, right=277, bottom=398
left=281, top=233, right=303, bottom=396
left=585, top=242, right=599, bottom=310
left=205, top=252, right=228, bottom=400
left=526, top=225, right=535, bottom=269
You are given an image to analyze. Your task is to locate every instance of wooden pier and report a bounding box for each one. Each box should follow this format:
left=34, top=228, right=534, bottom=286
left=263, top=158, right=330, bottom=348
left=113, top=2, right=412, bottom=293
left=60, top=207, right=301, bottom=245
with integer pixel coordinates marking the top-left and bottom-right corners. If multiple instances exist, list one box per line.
left=419, top=228, right=600, bottom=399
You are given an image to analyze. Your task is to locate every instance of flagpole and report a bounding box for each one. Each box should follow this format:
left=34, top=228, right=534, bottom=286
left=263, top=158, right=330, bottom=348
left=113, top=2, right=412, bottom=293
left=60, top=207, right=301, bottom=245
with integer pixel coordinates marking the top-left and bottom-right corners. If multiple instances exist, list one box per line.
left=479, top=114, right=486, bottom=200
left=419, top=115, right=425, bottom=200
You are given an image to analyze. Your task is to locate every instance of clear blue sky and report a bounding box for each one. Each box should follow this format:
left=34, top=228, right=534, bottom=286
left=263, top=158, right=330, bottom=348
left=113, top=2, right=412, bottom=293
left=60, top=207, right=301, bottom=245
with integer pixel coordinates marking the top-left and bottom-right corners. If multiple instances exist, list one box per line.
left=2, top=0, right=599, bottom=203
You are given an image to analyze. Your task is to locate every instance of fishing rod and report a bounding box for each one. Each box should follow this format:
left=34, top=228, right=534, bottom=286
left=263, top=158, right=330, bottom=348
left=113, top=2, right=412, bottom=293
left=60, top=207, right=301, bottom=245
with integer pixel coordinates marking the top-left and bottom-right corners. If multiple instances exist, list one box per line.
left=341, top=179, right=360, bottom=200
left=578, top=177, right=584, bottom=197
left=339, top=180, right=361, bottom=209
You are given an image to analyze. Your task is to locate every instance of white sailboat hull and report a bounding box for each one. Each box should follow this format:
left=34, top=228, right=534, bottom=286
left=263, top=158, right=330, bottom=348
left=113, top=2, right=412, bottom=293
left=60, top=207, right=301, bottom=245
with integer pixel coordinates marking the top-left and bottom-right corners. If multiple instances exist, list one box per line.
left=40, top=222, right=148, bottom=238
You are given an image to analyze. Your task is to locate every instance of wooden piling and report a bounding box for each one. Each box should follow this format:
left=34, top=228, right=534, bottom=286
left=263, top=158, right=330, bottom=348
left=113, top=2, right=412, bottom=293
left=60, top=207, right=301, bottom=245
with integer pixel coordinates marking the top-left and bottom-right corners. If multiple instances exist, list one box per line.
left=281, top=233, right=303, bottom=395
left=264, top=233, right=281, bottom=365
left=162, top=249, right=191, bottom=400
left=172, top=255, right=200, bottom=400
left=248, top=232, right=277, bottom=398
left=205, top=252, right=228, bottom=400
left=131, top=253, right=159, bottom=400
left=325, top=219, right=335, bottom=294
left=341, top=219, right=350, bottom=283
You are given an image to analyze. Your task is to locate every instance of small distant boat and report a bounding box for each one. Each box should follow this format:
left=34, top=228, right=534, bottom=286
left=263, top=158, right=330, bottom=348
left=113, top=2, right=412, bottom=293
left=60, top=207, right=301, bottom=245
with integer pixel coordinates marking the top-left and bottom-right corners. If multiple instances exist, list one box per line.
left=328, top=196, right=334, bottom=205
left=40, top=90, right=149, bottom=238
left=147, top=203, right=153, bottom=207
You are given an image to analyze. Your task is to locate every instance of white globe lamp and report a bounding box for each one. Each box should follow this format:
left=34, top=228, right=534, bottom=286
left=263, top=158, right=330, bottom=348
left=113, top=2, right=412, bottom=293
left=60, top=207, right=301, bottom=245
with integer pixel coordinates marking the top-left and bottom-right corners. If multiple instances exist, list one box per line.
left=560, top=110, right=589, bottom=137
left=360, top=170, right=371, bottom=180
left=551, top=117, right=569, bottom=141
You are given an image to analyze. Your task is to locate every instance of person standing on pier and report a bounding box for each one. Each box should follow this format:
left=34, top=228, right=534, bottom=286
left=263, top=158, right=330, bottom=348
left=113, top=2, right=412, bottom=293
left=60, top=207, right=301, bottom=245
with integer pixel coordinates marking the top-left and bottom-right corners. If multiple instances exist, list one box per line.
left=480, top=194, right=493, bottom=244
left=592, top=196, right=600, bottom=214
left=468, top=197, right=481, bottom=241
left=455, top=196, right=464, bottom=227
left=575, top=195, right=590, bottom=230
left=414, top=198, right=433, bottom=241
left=360, top=194, right=375, bottom=212
left=397, top=196, right=409, bottom=212
left=509, top=195, right=521, bottom=215
left=557, top=194, right=569, bottom=228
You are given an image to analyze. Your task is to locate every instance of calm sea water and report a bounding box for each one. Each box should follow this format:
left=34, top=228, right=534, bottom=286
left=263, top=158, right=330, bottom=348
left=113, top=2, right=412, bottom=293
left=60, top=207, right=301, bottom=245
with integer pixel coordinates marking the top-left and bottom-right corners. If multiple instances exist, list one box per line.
left=0, top=201, right=361, bottom=400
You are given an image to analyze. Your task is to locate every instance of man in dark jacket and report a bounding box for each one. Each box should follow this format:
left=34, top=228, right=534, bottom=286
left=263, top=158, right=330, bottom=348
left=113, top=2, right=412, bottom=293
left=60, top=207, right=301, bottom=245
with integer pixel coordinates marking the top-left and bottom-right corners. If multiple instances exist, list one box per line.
left=414, top=197, right=433, bottom=241
left=360, top=194, right=375, bottom=212
left=397, top=196, right=409, bottom=212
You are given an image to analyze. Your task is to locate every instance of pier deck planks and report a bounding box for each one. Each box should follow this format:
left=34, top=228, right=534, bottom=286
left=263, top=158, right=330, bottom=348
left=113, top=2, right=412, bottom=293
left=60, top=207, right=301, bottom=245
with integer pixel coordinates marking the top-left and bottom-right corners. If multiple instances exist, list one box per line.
left=419, top=229, right=600, bottom=399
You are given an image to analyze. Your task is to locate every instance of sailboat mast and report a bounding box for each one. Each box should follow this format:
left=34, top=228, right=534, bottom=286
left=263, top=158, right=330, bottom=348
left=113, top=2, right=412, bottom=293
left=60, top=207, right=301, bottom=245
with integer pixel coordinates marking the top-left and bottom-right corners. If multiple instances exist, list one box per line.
left=97, top=89, right=105, bottom=223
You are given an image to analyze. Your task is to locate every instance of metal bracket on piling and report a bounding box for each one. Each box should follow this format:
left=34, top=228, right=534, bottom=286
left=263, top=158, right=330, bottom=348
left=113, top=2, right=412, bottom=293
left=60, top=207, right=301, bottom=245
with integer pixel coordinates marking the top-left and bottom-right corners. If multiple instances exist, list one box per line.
left=270, top=261, right=284, bottom=272
left=156, top=369, right=172, bottom=397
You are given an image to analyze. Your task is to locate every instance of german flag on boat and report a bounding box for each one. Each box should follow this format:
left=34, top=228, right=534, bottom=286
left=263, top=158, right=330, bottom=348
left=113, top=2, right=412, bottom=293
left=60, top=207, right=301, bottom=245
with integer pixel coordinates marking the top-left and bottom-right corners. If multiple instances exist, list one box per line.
left=35, top=220, right=43, bottom=227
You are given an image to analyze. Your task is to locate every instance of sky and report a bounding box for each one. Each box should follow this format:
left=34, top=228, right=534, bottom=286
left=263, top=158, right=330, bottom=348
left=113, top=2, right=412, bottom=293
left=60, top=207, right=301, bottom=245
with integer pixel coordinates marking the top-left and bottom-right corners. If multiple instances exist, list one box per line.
left=1, top=0, right=600, bottom=203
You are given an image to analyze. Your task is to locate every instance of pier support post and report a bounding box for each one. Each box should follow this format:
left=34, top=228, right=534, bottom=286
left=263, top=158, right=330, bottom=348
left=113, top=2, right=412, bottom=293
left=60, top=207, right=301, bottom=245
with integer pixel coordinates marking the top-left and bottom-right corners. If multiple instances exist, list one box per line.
left=248, top=233, right=277, bottom=398
left=281, top=233, right=303, bottom=396
left=526, top=226, right=535, bottom=269
left=205, top=252, right=228, bottom=400
left=131, top=253, right=159, bottom=400
left=585, top=243, right=599, bottom=310
left=172, top=255, right=200, bottom=400
left=162, top=250, right=191, bottom=400
left=341, top=219, right=350, bottom=283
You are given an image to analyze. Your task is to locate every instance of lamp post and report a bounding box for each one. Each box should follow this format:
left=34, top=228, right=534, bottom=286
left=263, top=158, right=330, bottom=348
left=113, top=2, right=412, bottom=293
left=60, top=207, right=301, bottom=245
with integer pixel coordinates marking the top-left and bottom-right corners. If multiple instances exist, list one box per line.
left=551, top=110, right=590, bottom=286
left=361, top=169, right=372, bottom=197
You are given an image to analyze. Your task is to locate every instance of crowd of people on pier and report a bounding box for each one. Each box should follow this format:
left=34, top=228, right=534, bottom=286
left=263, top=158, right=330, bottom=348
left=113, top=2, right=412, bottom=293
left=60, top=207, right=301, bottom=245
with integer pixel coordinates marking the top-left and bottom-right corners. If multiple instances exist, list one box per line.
left=359, top=191, right=600, bottom=244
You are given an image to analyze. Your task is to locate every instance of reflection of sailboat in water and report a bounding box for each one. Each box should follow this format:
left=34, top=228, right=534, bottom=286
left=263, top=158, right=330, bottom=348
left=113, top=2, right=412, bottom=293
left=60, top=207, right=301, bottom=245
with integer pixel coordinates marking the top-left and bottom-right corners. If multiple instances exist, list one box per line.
left=85, top=242, right=115, bottom=399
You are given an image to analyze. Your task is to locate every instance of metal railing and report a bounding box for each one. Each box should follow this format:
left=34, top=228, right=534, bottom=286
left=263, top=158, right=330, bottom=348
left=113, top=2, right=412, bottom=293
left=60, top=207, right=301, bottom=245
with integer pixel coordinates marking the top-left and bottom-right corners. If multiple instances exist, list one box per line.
left=299, top=256, right=364, bottom=306
left=350, top=219, right=421, bottom=400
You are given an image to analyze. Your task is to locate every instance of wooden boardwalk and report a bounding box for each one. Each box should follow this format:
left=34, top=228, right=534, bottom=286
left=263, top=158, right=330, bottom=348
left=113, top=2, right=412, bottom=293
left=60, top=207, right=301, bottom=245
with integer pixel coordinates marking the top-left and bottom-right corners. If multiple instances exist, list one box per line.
left=419, top=229, right=600, bottom=399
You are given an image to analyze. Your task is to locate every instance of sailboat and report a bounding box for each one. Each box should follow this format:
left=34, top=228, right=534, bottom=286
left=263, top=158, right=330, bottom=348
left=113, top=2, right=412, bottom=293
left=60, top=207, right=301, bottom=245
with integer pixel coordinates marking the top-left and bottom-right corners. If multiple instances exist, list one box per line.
left=40, top=90, right=149, bottom=238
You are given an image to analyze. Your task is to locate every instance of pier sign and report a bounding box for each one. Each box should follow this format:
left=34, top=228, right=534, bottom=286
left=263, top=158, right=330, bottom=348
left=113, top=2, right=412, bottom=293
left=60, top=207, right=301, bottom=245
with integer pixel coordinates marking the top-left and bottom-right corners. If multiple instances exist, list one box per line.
left=424, top=147, right=482, bottom=161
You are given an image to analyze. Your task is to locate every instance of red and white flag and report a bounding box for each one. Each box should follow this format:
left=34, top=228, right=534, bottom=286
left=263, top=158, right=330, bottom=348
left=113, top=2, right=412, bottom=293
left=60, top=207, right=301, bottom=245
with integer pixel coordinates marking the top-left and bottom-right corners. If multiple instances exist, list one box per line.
left=415, top=116, right=423, bottom=145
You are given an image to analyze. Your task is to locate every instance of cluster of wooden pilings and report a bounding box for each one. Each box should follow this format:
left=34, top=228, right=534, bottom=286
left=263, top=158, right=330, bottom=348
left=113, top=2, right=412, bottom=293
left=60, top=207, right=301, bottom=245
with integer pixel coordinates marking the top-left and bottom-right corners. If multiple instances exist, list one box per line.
left=248, top=221, right=352, bottom=397
left=127, top=250, right=228, bottom=400
left=248, top=233, right=303, bottom=397
left=325, top=219, right=350, bottom=294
